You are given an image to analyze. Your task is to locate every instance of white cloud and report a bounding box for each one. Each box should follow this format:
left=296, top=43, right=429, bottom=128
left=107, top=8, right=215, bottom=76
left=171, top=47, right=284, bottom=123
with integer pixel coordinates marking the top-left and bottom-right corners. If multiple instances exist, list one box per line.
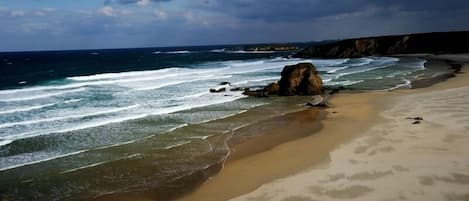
left=42, top=8, right=57, bottom=12
left=10, top=10, right=25, bottom=17
left=154, top=9, right=168, bottom=20
left=137, top=0, right=151, bottom=6
left=35, top=11, right=46, bottom=17
left=99, top=6, right=114, bottom=16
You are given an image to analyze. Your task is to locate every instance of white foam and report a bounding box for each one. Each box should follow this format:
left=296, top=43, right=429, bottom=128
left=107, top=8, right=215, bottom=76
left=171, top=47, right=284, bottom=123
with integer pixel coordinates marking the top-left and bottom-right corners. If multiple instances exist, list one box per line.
left=210, top=48, right=225, bottom=53
left=0, top=139, right=13, bottom=147
left=60, top=160, right=109, bottom=174
left=68, top=68, right=177, bottom=81
left=197, top=110, right=248, bottom=124
left=230, top=60, right=265, bottom=67
left=0, top=103, right=56, bottom=115
left=133, top=75, right=232, bottom=91
left=164, top=50, right=190, bottom=54
left=0, top=149, right=88, bottom=172
left=231, top=77, right=280, bottom=86
left=310, top=58, right=350, bottom=66
left=9, top=113, right=149, bottom=141
left=189, top=135, right=214, bottom=140
left=0, top=68, right=231, bottom=95
left=0, top=104, right=139, bottom=129
left=334, top=64, right=394, bottom=79
left=164, top=140, right=192, bottom=149
left=350, top=57, right=374, bottom=66
left=325, top=66, right=350, bottom=74
left=173, top=92, right=210, bottom=101
left=166, top=123, right=189, bottom=133
left=63, top=98, right=83, bottom=104
left=6, top=94, right=244, bottom=142
left=386, top=79, right=412, bottom=91
left=0, top=88, right=86, bottom=102
left=326, top=80, right=364, bottom=86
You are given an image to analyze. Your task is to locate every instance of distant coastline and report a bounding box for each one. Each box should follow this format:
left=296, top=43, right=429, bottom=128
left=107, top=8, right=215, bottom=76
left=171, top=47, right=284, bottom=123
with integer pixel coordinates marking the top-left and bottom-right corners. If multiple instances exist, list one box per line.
left=295, top=31, right=469, bottom=58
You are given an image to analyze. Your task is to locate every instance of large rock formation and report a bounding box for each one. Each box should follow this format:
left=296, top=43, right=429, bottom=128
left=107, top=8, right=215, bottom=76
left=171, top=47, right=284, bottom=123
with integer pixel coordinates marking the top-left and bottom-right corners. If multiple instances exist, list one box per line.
left=294, top=31, right=469, bottom=58
left=278, top=63, right=324, bottom=96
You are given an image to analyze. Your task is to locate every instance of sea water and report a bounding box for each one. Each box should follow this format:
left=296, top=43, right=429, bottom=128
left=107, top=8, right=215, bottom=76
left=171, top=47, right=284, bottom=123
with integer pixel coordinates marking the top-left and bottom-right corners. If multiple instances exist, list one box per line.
left=0, top=45, right=430, bottom=200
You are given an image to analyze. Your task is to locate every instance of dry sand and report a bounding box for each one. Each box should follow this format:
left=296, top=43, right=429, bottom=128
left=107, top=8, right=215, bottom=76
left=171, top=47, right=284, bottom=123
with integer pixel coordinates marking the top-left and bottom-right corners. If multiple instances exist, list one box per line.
left=229, top=65, right=469, bottom=201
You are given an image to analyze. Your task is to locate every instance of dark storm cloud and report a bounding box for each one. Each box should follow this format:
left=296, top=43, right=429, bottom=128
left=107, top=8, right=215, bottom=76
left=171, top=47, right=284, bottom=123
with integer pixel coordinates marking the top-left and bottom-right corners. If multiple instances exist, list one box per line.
left=197, top=0, right=469, bottom=22
left=104, top=0, right=171, bottom=5
left=1, top=0, right=468, bottom=51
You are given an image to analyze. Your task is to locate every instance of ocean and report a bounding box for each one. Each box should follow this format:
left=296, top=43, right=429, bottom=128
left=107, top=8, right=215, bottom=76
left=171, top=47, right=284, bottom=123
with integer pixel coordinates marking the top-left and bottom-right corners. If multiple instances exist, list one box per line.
left=0, top=45, right=431, bottom=200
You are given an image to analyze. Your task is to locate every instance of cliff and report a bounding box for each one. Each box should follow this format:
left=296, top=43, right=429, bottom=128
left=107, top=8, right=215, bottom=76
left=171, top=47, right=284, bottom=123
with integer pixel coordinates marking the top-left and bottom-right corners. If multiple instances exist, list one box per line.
left=294, top=31, right=469, bottom=58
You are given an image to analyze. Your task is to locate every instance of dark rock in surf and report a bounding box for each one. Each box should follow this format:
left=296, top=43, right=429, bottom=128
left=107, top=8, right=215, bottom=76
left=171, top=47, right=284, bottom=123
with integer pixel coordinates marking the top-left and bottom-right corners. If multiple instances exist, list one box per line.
left=230, top=87, right=245, bottom=92
left=263, top=83, right=280, bottom=95
left=278, top=63, right=324, bottom=96
left=209, top=88, right=226, bottom=93
left=242, top=88, right=268, bottom=97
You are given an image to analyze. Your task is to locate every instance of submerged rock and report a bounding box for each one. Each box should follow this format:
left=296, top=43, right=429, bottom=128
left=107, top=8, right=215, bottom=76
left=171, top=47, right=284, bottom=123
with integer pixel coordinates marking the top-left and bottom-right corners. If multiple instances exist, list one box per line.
left=242, top=88, right=268, bottom=97
left=278, top=63, right=324, bottom=96
left=230, top=87, right=245, bottom=92
left=219, top=82, right=231, bottom=86
left=209, top=88, right=226, bottom=93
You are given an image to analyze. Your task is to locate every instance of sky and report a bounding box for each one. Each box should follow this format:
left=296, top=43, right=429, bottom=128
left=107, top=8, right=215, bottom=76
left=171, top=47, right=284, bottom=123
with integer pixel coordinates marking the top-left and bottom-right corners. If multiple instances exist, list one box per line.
left=0, top=0, right=469, bottom=51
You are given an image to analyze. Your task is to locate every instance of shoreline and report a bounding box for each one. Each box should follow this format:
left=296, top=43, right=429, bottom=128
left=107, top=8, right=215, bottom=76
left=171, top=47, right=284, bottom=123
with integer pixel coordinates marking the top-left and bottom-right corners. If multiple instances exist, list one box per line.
left=176, top=87, right=390, bottom=201
left=92, top=54, right=469, bottom=201
left=230, top=62, right=469, bottom=201
left=176, top=55, right=469, bottom=201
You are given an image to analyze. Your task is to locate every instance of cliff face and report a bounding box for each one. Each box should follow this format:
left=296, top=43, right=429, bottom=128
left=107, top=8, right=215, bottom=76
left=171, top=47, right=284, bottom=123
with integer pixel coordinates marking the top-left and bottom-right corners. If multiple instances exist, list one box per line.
left=295, top=31, right=469, bottom=58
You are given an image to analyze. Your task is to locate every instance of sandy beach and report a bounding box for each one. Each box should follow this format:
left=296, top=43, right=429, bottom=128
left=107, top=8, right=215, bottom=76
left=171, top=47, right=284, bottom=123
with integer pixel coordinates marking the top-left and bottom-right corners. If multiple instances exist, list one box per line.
left=176, top=57, right=469, bottom=201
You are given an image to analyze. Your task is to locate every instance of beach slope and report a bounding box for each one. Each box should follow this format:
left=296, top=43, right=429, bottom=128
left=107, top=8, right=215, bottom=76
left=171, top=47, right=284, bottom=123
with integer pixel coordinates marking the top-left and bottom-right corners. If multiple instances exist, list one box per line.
left=230, top=64, right=469, bottom=201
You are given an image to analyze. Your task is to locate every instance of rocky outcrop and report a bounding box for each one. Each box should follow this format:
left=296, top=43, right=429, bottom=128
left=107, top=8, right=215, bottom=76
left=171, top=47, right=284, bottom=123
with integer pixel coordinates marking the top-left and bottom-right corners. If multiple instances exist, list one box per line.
left=242, top=63, right=324, bottom=97
left=295, top=31, right=469, bottom=58
left=242, top=88, right=268, bottom=97
left=263, top=83, right=280, bottom=95
left=278, top=63, right=324, bottom=96
left=209, top=88, right=226, bottom=93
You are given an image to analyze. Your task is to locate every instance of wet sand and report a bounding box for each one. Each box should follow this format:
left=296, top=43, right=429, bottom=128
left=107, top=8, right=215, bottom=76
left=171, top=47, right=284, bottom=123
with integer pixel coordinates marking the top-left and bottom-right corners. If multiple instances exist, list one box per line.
left=228, top=63, right=469, bottom=201
left=177, top=90, right=390, bottom=201
left=178, top=57, right=469, bottom=201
